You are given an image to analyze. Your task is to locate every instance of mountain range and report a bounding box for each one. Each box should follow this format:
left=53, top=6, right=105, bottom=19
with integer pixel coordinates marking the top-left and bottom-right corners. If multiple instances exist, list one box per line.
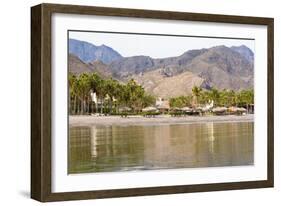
left=69, top=39, right=123, bottom=64
left=69, top=39, right=254, bottom=98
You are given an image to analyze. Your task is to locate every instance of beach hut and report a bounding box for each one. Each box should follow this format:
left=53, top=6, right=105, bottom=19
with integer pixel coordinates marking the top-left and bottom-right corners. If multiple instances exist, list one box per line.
left=181, top=107, right=192, bottom=112
left=171, top=107, right=181, bottom=111
left=228, top=106, right=239, bottom=114
left=119, top=106, right=132, bottom=117
left=142, top=106, right=159, bottom=117
left=196, top=106, right=203, bottom=111
left=212, top=107, right=227, bottom=115
left=157, top=101, right=170, bottom=113
left=170, top=107, right=185, bottom=116
left=228, top=107, right=247, bottom=115
left=142, top=106, right=158, bottom=112
left=180, top=107, right=192, bottom=112
left=119, top=106, right=132, bottom=112
left=191, top=106, right=204, bottom=116
left=236, top=107, right=247, bottom=115
left=180, top=107, right=193, bottom=115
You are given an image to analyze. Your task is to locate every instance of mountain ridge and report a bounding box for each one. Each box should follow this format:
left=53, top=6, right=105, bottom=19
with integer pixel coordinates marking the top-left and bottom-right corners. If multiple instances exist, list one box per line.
left=69, top=41, right=254, bottom=98
left=69, top=38, right=123, bottom=64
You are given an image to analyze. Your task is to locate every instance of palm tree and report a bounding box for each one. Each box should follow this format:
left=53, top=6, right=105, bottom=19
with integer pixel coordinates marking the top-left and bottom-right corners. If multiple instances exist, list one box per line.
left=192, top=86, right=202, bottom=106
left=104, top=78, right=118, bottom=113
left=68, top=73, right=77, bottom=114
left=89, top=73, right=102, bottom=113
left=209, top=87, right=220, bottom=106
left=96, top=78, right=107, bottom=114
left=237, top=89, right=254, bottom=112
left=228, top=90, right=237, bottom=106
left=125, top=79, right=145, bottom=112
left=219, top=89, right=234, bottom=107
left=76, top=73, right=91, bottom=114
left=142, top=94, right=156, bottom=108
left=199, top=90, right=211, bottom=105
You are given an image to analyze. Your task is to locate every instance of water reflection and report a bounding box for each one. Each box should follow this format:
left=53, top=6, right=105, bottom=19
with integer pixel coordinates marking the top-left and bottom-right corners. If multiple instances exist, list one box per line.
left=68, top=122, right=254, bottom=174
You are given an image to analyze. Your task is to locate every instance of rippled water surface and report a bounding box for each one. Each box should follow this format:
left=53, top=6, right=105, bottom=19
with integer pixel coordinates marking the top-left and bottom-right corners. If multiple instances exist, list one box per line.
left=68, top=122, right=254, bottom=174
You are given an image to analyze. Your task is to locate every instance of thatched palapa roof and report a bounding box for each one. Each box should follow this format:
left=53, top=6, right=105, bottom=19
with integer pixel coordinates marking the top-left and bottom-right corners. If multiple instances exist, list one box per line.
left=180, top=107, right=192, bottom=112
left=212, top=107, right=227, bottom=113
left=142, top=106, right=158, bottom=112
left=119, top=106, right=132, bottom=112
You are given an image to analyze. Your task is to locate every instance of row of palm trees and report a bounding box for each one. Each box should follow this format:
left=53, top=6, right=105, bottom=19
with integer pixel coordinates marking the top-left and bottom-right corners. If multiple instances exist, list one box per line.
left=69, top=72, right=155, bottom=115
left=69, top=72, right=254, bottom=115
left=170, top=86, right=254, bottom=109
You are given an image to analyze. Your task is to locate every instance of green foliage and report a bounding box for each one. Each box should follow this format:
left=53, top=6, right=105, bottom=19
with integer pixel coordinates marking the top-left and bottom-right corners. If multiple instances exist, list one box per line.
left=192, top=86, right=202, bottom=105
left=169, top=95, right=192, bottom=108
left=236, top=89, right=254, bottom=107
left=69, top=73, right=156, bottom=114
left=198, top=90, right=211, bottom=105
left=142, top=94, right=156, bottom=108
left=209, top=88, right=220, bottom=106
left=218, top=89, right=236, bottom=107
left=170, top=86, right=254, bottom=109
left=69, top=73, right=254, bottom=116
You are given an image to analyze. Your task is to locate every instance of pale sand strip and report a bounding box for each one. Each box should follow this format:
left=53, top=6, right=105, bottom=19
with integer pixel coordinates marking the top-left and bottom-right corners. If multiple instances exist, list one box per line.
left=69, top=114, right=254, bottom=126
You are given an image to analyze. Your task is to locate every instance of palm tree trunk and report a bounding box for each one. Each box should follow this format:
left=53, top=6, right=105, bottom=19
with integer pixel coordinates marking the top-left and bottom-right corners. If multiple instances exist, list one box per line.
left=80, top=98, right=84, bottom=115
left=109, top=99, right=113, bottom=114
left=73, top=95, right=76, bottom=114
left=83, top=100, right=86, bottom=114
left=101, top=99, right=103, bottom=114
left=77, top=99, right=80, bottom=114
left=95, top=102, right=98, bottom=113
left=87, top=99, right=90, bottom=114
left=116, top=102, right=119, bottom=113
left=69, top=96, right=72, bottom=115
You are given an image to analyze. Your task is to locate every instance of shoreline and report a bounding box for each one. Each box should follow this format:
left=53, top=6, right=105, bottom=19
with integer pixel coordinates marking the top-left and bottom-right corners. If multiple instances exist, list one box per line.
left=69, top=114, right=254, bottom=127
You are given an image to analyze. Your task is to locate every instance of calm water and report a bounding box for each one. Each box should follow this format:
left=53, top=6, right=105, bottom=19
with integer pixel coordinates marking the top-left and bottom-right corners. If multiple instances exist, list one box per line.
left=68, top=122, right=254, bottom=174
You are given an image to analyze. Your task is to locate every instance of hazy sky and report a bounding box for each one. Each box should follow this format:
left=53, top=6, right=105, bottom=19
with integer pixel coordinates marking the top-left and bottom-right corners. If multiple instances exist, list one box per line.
left=69, top=31, right=255, bottom=59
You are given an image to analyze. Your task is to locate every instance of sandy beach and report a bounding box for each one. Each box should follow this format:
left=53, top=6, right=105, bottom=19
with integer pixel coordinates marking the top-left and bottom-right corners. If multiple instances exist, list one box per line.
left=69, top=114, right=254, bottom=126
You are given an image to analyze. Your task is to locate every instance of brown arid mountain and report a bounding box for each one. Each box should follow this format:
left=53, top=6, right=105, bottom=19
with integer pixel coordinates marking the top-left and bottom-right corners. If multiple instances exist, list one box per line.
left=88, top=60, right=113, bottom=78
left=107, top=49, right=207, bottom=79
left=176, top=46, right=254, bottom=90
left=107, top=46, right=253, bottom=90
left=131, top=69, right=204, bottom=98
left=69, top=44, right=254, bottom=98
left=108, top=55, right=155, bottom=78
left=231, top=45, right=254, bottom=64
left=69, top=54, right=111, bottom=78
left=69, top=54, right=93, bottom=74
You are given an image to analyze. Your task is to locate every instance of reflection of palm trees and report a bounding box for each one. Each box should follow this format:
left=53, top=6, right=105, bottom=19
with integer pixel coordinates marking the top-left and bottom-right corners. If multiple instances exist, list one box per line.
left=90, top=126, right=97, bottom=157
left=69, top=122, right=254, bottom=173
left=143, top=125, right=171, bottom=168
left=206, top=122, right=215, bottom=154
left=68, top=127, right=92, bottom=173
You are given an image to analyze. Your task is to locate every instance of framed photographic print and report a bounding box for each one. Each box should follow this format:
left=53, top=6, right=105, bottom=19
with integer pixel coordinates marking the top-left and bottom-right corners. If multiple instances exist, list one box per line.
left=31, top=3, right=274, bottom=202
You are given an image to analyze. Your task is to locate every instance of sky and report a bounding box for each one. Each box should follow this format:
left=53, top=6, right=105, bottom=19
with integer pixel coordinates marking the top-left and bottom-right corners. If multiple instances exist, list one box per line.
left=69, top=31, right=255, bottom=59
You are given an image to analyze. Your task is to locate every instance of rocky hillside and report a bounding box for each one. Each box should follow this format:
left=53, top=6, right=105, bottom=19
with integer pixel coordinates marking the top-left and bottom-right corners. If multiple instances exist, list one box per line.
left=69, top=39, right=123, bottom=64
left=69, top=41, right=254, bottom=98
left=69, top=54, right=112, bottom=78
left=131, top=69, right=204, bottom=98
left=69, top=54, right=93, bottom=74
left=231, top=45, right=254, bottom=63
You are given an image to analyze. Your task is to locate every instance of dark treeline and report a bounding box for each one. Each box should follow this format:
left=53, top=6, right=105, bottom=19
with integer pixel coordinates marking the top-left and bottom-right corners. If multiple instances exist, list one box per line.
left=69, top=73, right=254, bottom=115
left=69, top=72, right=155, bottom=115
left=170, top=86, right=254, bottom=109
